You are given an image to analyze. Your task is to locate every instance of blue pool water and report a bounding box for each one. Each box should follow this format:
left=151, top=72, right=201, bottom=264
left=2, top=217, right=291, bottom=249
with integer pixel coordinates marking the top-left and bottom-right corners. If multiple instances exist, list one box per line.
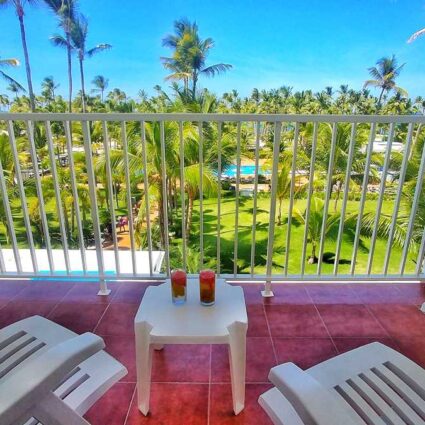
left=32, top=270, right=116, bottom=281
left=222, top=165, right=270, bottom=178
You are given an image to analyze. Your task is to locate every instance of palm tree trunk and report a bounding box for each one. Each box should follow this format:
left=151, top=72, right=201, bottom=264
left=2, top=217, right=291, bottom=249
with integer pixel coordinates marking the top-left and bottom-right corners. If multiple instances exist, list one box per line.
left=192, top=71, right=198, bottom=100
left=377, top=88, right=385, bottom=106
left=186, top=195, right=194, bottom=238
left=334, top=181, right=341, bottom=212
left=66, top=32, right=73, bottom=112
left=71, top=202, right=75, bottom=234
left=308, top=242, right=317, bottom=264
left=278, top=198, right=283, bottom=225
left=158, top=191, right=165, bottom=248
left=17, top=11, right=35, bottom=112
left=410, top=123, right=423, bottom=160
left=79, top=57, right=87, bottom=113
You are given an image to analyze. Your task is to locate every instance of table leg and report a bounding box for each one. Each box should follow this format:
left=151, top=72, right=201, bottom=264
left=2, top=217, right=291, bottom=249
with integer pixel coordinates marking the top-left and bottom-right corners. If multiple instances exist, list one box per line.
left=228, top=321, right=247, bottom=415
left=135, top=321, right=154, bottom=415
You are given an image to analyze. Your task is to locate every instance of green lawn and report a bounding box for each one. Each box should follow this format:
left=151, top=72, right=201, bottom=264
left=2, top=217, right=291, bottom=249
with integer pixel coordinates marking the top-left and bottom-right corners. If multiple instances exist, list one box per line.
left=0, top=192, right=416, bottom=276
left=175, top=194, right=415, bottom=276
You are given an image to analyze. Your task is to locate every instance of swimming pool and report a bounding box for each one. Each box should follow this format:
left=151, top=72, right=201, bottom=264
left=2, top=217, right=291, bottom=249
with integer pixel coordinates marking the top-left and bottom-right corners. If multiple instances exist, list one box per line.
left=222, top=165, right=270, bottom=178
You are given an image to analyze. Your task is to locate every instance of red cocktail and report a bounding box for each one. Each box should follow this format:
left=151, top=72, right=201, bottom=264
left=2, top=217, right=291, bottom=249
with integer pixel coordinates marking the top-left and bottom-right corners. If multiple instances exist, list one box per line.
left=199, top=269, right=216, bottom=306
left=171, top=269, right=187, bottom=304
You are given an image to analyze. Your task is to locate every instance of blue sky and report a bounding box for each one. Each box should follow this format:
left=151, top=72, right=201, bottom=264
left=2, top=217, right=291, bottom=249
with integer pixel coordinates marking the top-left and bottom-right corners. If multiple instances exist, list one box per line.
left=1, top=0, right=425, bottom=99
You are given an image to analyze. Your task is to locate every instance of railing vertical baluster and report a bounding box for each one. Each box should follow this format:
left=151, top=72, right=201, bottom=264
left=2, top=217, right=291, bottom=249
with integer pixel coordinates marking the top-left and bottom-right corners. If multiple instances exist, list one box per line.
left=178, top=122, right=187, bottom=271
left=45, top=120, right=70, bottom=274
left=0, top=242, right=5, bottom=272
left=198, top=122, right=204, bottom=270
left=234, top=122, right=242, bottom=276
left=0, top=153, right=21, bottom=273
left=333, top=123, right=357, bottom=275
left=216, top=122, right=222, bottom=276
left=301, top=122, right=319, bottom=276
left=7, top=120, right=38, bottom=273
left=284, top=122, right=299, bottom=276
left=141, top=121, right=153, bottom=276
left=317, top=122, right=338, bottom=275
left=250, top=122, right=261, bottom=276
left=351, top=122, right=376, bottom=275
left=121, top=121, right=137, bottom=275
left=82, top=120, right=109, bottom=294
left=264, top=122, right=282, bottom=296
left=26, top=121, right=54, bottom=274
left=65, top=121, right=87, bottom=274
left=101, top=121, right=120, bottom=275
left=416, top=226, right=425, bottom=276
left=367, top=123, right=395, bottom=274
left=383, top=123, right=414, bottom=274
left=399, top=135, right=425, bottom=275
left=159, top=121, right=171, bottom=276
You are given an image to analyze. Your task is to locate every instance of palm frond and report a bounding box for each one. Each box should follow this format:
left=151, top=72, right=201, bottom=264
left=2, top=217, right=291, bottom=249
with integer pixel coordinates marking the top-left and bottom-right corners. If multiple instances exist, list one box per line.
left=367, top=67, right=382, bottom=81
left=201, top=63, right=232, bottom=77
left=363, top=79, right=380, bottom=89
left=0, top=71, right=25, bottom=90
left=50, top=34, right=71, bottom=49
left=87, top=44, right=112, bottom=57
left=361, top=211, right=412, bottom=252
left=394, top=86, right=409, bottom=97
left=0, top=58, right=20, bottom=67
left=408, top=28, right=425, bottom=43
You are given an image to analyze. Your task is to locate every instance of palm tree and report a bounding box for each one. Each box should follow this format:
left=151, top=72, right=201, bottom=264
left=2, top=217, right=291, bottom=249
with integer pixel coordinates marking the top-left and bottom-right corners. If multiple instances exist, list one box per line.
left=51, top=14, right=111, bottom=112
left=162, top=18, right=232, bottom=99
left=41, top=76, right=59, bottom=103
left=91, top=75, right=109, bottom=102
left=7, top=81, right=25, bottom=100
left=43, top=0, right=78, bottom=112
left=0, top=94, right=9, bottom=110
left=0, top=0, right=37, bottom=111
left=183, top=163, right=216, bottom=237
left=0, top=57, right=24, bottom=89
left=276, top=164, right=291, bottom=225
left=364, top=55, right=407, bottom=106
left=294, top=197, right=348, bottom=264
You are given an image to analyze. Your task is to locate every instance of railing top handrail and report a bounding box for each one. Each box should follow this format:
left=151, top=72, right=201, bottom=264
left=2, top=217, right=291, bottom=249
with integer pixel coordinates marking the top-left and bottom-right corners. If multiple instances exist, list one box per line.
left=0, top=112, right=425, bottom=123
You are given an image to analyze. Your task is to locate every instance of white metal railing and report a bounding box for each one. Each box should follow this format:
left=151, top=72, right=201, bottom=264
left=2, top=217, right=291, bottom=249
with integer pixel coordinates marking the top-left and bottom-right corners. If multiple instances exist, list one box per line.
left=0, top=113, right=424, bottom=294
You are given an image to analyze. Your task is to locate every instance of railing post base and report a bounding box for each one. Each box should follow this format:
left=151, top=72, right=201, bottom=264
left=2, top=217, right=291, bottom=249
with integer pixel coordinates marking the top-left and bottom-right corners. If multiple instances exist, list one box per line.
left=420, top=302, right=425, bottom=314
left=261, top=289, right=274, bottom=298
left=262, top=280, right=274, bottom=297
left=98, top=278, right=111, bottom=296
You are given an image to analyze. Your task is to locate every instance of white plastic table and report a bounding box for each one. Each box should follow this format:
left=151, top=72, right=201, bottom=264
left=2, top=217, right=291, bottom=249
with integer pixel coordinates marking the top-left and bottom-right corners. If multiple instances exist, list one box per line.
left=134, top=278, right=248, bottom=415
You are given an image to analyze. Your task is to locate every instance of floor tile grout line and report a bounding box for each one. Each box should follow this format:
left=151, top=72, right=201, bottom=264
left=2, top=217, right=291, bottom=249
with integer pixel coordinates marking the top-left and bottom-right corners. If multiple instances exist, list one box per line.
left=0, top=282, right=28, bottom=311
left=93, top=301, right=112, bottom=334
left=207, top=344, right=212, bottom=425
left=262, top=301, right=278, bottom=365
left=42, top=282, right=77, bottom=320
left=305, top=286, right=339, bottom=353
left=123, top=384, right=137, bottom=425
left=363, top=303, right=399, bottom=343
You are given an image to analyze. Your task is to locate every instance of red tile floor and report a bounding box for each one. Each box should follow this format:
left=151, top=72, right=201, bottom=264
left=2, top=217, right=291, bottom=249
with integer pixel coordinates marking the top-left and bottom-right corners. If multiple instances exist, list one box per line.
left=1, top=279, right=425, bottom=424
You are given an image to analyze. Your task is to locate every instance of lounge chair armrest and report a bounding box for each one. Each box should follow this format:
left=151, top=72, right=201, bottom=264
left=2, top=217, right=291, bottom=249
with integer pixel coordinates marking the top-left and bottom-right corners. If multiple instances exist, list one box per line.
left=0, top=333, right=104, bottom=424
left=269, top=363, right=358, bottom=425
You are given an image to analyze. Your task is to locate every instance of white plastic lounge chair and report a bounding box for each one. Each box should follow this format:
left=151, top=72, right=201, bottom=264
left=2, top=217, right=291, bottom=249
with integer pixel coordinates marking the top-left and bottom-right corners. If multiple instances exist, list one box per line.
left=259, top=342, right=425, bottom=425
left=0, top=315, right=127, bottom=425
